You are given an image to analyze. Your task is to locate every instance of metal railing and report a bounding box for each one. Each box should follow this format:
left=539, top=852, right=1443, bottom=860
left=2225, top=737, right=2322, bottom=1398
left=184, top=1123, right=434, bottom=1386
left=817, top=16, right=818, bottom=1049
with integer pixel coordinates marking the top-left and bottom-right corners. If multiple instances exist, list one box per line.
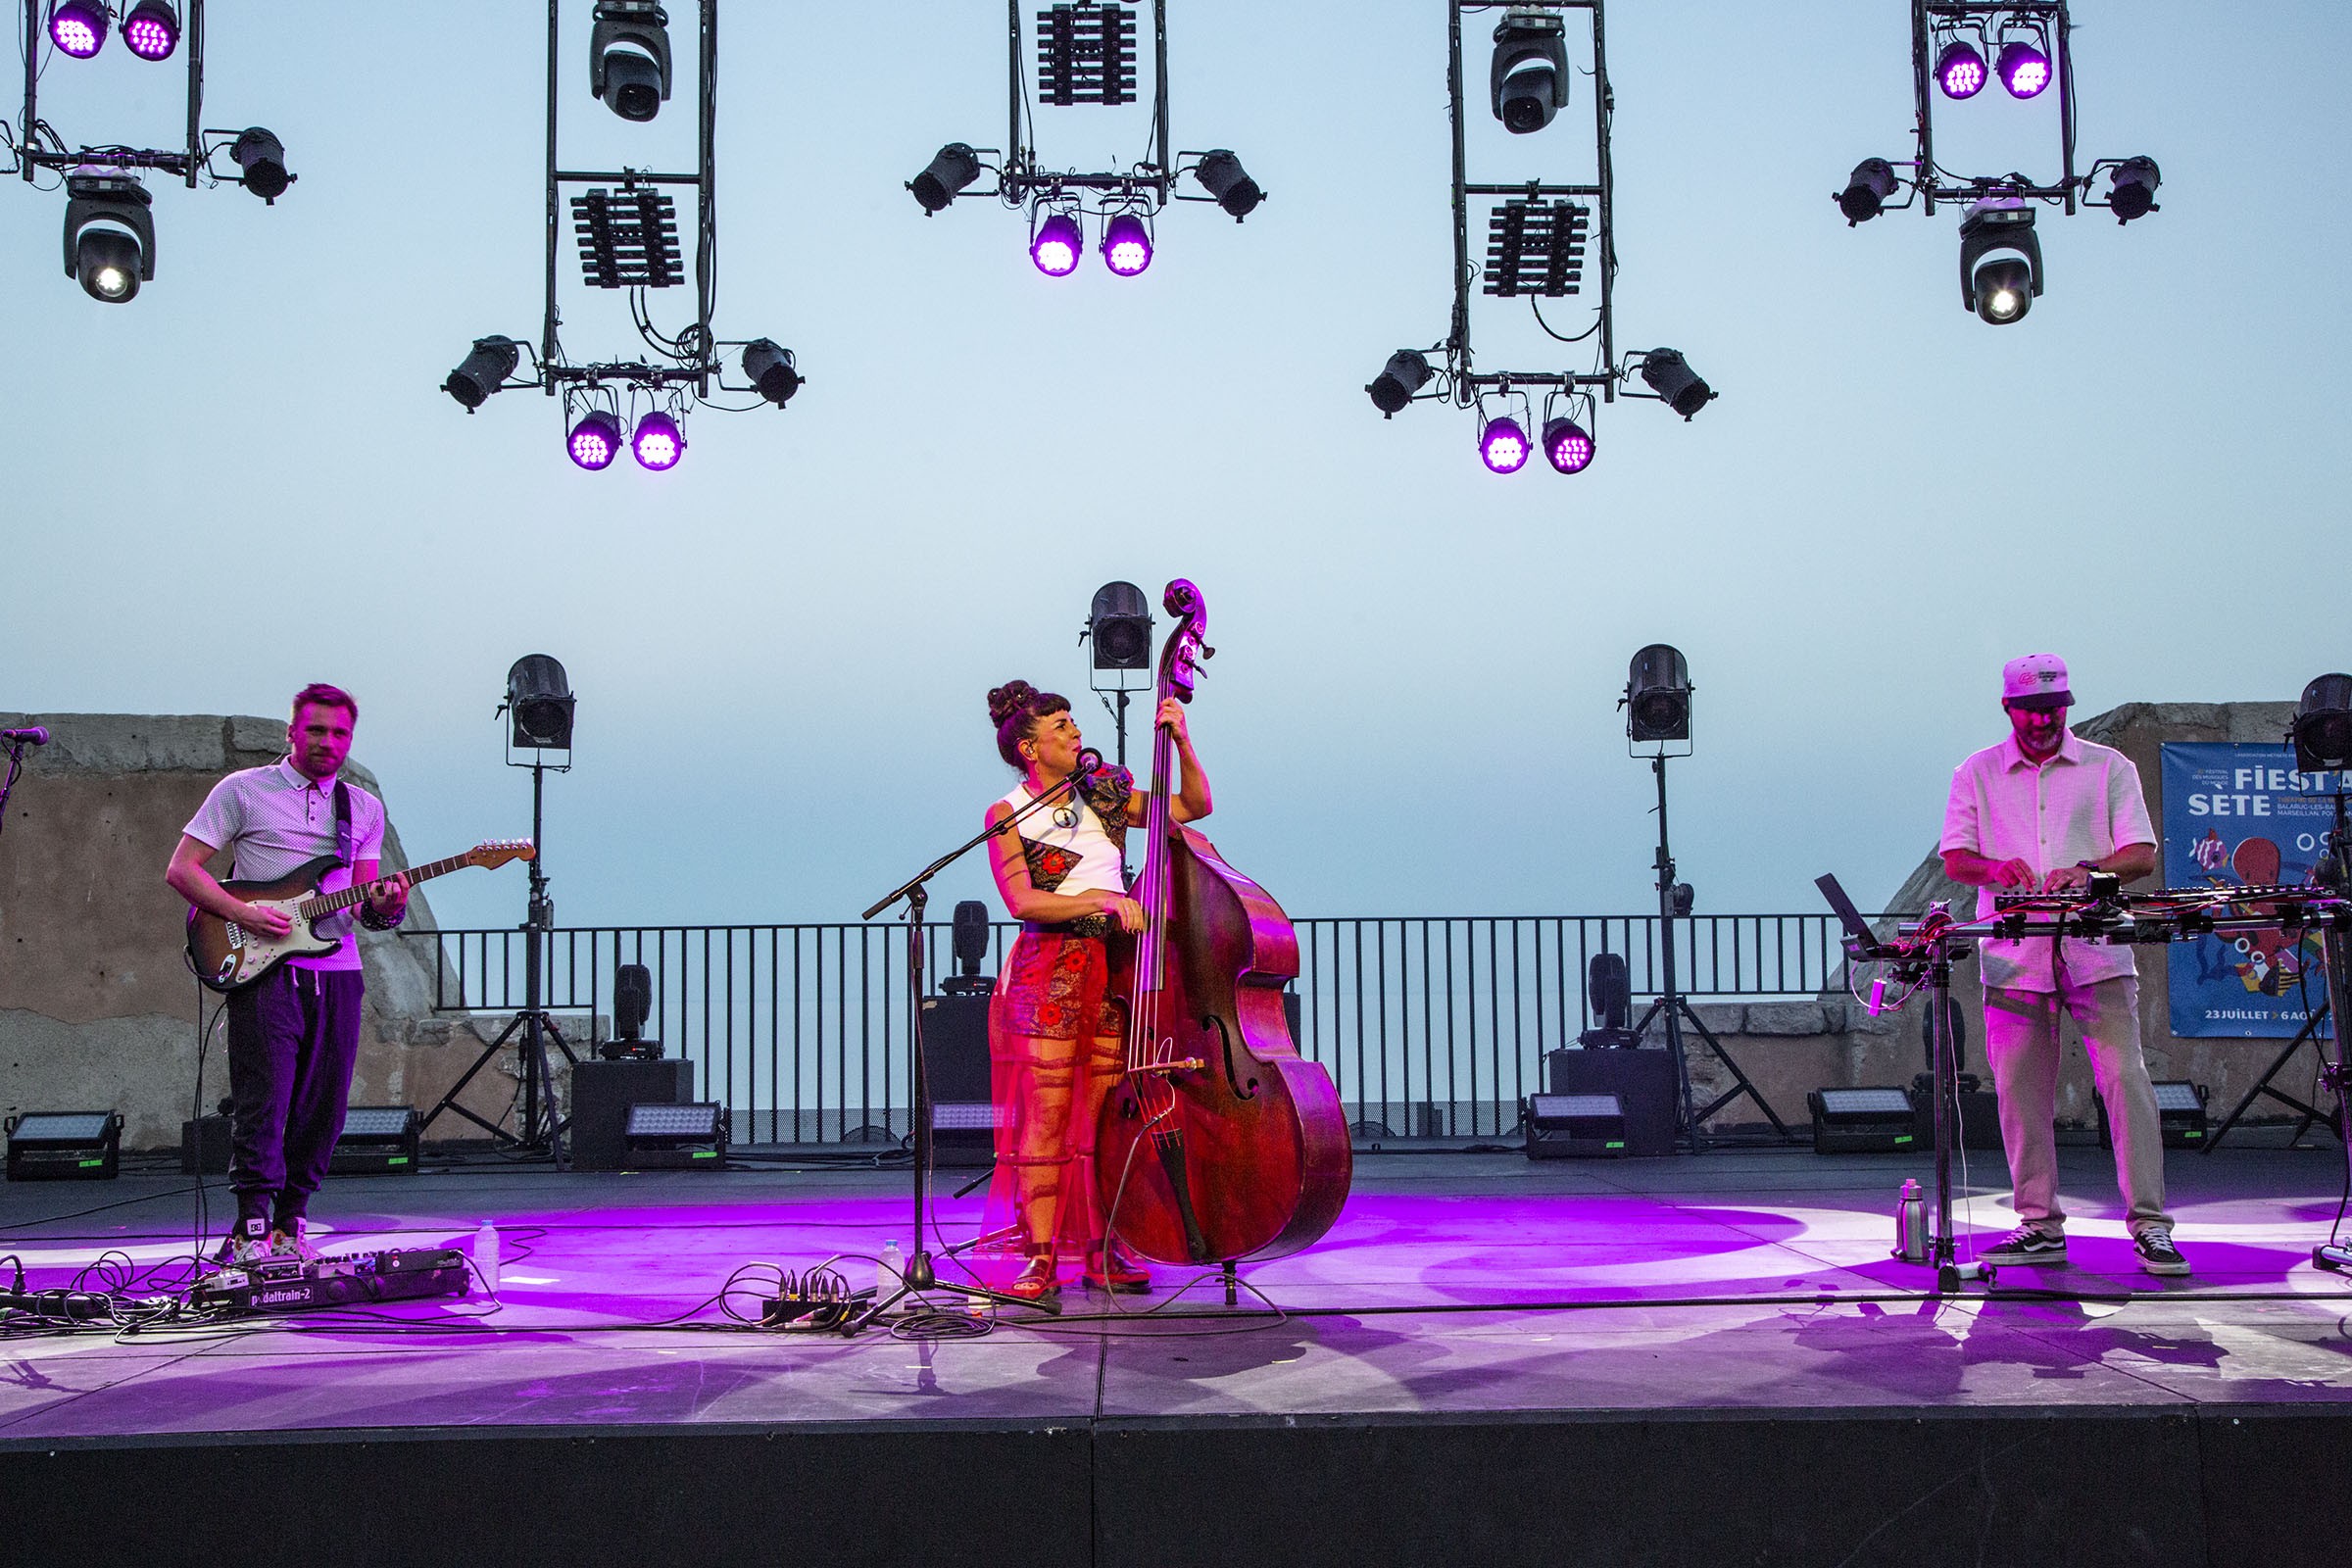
left=398, top=912, right=1869, bottom=1145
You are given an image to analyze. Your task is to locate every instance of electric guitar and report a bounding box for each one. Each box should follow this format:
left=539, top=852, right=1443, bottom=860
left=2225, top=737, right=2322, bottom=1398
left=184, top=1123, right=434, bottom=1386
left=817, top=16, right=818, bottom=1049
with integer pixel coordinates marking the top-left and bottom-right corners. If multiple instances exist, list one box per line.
left=186, top=840, right=533, bottom=993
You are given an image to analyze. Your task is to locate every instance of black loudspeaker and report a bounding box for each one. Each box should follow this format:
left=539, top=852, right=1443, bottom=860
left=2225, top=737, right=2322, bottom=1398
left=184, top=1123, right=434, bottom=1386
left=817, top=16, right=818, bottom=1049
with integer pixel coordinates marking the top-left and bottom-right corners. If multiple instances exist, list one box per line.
left=180, top=1114, right=231, bottom=1174
left=1910, top=1074, right=2005, bottom=1151
left=1546, top=1048, right=1678, bottom=1155
left=572, top=1058, right=696, bottom=1171
left=922, top=992, right=995, bottom=1167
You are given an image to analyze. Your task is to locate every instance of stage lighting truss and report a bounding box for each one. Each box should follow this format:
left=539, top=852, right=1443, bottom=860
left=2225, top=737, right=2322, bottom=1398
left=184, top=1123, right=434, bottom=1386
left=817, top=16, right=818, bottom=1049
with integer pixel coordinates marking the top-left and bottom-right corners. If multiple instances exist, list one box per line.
left=1834, top=3, right=2160, bottom=321
left=6, top=2, right=292, bottom=304
left=442, top=1, right=806, bottom=463
left=909, top=2, right=1262, bottom=275
left=1363, top=2, right=1716, bottom=474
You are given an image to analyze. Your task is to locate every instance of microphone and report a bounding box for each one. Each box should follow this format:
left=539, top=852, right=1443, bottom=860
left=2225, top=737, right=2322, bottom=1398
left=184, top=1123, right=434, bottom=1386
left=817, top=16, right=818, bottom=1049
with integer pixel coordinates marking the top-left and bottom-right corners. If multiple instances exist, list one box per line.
left=1072, top=748, right=1104, bottom=779
left=1, top=727, right=47, bottom=746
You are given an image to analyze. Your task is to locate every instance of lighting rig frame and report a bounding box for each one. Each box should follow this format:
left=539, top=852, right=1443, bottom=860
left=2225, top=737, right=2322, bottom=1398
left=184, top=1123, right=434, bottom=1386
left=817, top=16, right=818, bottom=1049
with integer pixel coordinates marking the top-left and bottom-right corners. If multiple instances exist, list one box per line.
left=444, top=0, right=804, bottom=466
left=1368, top=2, right=1716, bottom=474
left=9, top=1, right=292, bottom=301
left=1837, top=2, right=2162, bottom=322
left=908, top=1, right=1265, bottom=272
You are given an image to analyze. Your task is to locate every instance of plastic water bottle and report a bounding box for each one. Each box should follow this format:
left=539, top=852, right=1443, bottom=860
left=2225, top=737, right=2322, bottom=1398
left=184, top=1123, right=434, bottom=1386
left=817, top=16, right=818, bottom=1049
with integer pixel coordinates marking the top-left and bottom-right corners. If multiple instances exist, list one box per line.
left=475, top=1220, right=502, bottom=1297
left=1894, top=1180, right=1927, bottom=1264
left=878, top=1239, right=904, bottom=1298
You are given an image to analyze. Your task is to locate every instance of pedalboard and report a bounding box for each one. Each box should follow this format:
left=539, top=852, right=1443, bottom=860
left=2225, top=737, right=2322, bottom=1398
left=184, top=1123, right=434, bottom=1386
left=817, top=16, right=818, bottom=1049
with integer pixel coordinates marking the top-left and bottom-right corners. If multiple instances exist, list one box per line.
left=192, top=1247, right=471, bottom=1313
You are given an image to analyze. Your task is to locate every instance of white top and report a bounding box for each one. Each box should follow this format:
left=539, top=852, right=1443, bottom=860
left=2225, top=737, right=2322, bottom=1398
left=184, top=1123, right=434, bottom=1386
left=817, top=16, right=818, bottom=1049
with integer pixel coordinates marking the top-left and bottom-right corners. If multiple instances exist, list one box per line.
left=999, top=781, right=1126, bottom=900
left=184, top=759, right=387, bottom=970
left=1938, top=728, right=2156, bottom=992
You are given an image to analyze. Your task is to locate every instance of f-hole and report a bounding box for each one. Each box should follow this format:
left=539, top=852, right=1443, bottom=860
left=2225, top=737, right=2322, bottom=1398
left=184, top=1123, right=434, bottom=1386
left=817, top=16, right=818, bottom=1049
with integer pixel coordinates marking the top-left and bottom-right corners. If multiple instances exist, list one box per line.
left=1205, top=1013, right=1257, bottom=1100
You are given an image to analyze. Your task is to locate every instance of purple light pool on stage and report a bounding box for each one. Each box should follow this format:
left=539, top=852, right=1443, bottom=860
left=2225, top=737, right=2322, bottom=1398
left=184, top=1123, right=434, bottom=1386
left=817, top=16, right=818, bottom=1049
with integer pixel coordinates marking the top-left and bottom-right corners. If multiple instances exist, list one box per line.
left=1479, top=416, right=1530, bottom=474
left=122, top=2, right=178, bottom=60
left=1030, top=213, right=1082, bottom=276
left=1935, top=40, right=1986, bottom=98
left=1996, top=40, right=2050, bottom=98
left=1102, top=213, right=1152, bottom=276
left=567, top=412, right=622, bottom=470
left=48, top=1, right=106, bottom=57
left=632, top=411, right=685, bottom=470
left=1542, top=416, right=1594, bottom=474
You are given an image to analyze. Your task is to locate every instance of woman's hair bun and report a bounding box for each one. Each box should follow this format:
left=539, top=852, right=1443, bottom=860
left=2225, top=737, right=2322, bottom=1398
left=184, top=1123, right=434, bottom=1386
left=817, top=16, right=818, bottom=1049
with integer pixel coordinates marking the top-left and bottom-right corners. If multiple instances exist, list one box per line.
left=987, top=680, right=1036, bottom=729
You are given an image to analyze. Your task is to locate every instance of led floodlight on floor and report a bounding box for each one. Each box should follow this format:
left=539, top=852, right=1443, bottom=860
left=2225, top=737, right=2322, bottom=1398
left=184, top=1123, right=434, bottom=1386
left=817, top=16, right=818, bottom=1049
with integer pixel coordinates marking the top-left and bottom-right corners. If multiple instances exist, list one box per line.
left=47, top=0, right=105, bottom=57
left=567, top=410, right=623, bottom=469
left=328, top=1106, right=421, bottom=1174
left=623, top=1101, right=727, bottom=1167
left=6, top=1111, right=122, bottom=1181
left=909, top=143, right=983, bottom=214
left=742, top=339, right=802, bottom=407
left=443, top=335, right=520, bottom=409
left=63, top=171, right=154, bottom=303
left=2291, top=674, right=2352, bottom=773
left=1491, top=10, right=1570, bottom=134
left=1809, top=1087, right=1918, bottom=1153
left=590, top=0, right=672, bottom=122
left=1959, top=198, right=2041, bottom=324
left=1525, top=1094, right=1629, bottom=1159
left=229, top=128, right=293, bottom=202
left=1837, top=158, right=1898, bottom=225
left=2098, top=1080, right=2209, bottom=1150
left=1194, top=150, right=1263, bottom=220
left=1639, top=349, right=1714, bottom=418
left=2107, top=157, right=2161, bottom=223
left=1366, top=350, right=1433, bottom=416
left=122, top=0, right=179, bottom=61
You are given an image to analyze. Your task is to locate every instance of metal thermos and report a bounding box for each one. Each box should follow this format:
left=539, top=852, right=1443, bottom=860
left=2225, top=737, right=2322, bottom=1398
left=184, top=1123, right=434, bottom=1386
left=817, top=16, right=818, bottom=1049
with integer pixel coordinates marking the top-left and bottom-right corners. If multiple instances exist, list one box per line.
left=1894, top=1178, right=1928, bottom=1263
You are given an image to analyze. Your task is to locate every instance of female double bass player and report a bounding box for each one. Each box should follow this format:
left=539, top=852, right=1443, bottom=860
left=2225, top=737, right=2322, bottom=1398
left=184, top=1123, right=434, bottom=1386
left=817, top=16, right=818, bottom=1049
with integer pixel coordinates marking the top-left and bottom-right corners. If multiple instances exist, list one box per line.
left=981, top=678, right=1209, bottom=1301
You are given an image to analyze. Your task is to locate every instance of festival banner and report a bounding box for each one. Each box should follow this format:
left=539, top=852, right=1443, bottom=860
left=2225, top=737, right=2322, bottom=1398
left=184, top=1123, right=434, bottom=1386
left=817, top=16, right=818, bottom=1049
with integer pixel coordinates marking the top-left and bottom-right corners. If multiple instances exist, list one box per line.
left=2159, top=742, right=2346, bottom=1037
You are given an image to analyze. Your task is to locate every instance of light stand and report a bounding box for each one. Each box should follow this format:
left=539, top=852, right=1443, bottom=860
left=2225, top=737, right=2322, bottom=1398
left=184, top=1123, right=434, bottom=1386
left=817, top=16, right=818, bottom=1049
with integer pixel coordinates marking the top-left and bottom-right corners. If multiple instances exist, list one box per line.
left=1627, top=754, right=1789, bottom=1149
left=847, top=760, right=1102, bottom=1331
left=2313, top=791, right=2352, bottom=1274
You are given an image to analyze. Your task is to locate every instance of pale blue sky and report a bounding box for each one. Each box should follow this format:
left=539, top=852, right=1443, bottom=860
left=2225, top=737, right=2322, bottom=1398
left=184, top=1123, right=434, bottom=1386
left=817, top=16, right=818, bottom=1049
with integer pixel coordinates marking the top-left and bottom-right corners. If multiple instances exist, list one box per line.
left=5, top=0, right=2345, bottom=931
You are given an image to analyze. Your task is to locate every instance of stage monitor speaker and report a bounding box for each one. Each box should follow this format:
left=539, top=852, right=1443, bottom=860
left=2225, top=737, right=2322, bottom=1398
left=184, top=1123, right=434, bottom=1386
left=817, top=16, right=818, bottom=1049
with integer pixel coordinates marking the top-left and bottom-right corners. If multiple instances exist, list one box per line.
left=923, top=991, right=996, bottom=1167
left=572, top=1058, right=695, bottom=1170
left=1545, top=1047, right=1677, bottom=1156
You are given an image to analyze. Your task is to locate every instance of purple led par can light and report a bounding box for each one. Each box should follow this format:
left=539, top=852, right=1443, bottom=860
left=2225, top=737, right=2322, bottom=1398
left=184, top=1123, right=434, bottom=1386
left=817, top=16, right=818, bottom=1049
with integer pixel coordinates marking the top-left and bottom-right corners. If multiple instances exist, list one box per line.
left=49, top=1, right=107, bottom=57
left=632, top=411, right=685, bottom=470
left=1031, top=213, right=1083, bottom=277
left=1480, top=416, right=1531, bottom=474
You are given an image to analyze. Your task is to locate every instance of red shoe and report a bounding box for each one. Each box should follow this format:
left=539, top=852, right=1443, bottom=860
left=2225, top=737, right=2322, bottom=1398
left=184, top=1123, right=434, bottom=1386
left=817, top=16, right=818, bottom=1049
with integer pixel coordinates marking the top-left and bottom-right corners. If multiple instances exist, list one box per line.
left=1006, top=1251, right=1060, bottom=1303
left=1083, top=1242, right=1151, bottom=1294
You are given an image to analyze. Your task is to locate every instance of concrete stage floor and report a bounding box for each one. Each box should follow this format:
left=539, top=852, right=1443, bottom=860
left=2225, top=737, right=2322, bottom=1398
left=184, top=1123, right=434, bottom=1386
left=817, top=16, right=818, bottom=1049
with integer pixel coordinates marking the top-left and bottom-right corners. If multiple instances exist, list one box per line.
left=4, top=1145, right=2349, bottom=1434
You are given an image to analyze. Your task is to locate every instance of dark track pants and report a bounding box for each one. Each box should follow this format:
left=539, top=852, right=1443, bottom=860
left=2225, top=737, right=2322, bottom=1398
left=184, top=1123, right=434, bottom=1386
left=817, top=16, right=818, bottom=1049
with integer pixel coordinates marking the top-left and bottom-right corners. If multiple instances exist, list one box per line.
left=225, top=965, right=365, bottom=1227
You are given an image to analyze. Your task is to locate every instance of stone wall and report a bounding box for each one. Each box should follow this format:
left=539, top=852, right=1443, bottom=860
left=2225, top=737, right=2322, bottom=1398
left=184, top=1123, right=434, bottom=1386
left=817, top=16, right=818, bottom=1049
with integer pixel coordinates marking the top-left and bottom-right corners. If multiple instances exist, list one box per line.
left=1655, top=700, right=2325, bottom=1133
left=0, top=713, right=523, bottom=1151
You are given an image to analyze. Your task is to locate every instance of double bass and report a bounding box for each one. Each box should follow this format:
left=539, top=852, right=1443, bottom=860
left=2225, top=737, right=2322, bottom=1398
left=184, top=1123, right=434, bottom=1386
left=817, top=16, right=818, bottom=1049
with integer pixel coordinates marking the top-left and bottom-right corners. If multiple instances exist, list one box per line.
left=1095, top=580, right=1352, bottom=1265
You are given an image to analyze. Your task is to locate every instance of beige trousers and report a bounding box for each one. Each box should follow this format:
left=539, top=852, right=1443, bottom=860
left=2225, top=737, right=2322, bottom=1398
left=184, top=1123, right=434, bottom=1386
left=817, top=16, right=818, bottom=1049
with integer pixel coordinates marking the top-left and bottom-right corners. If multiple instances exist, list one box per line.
left=1982, top=976, right=2172, bottom=1235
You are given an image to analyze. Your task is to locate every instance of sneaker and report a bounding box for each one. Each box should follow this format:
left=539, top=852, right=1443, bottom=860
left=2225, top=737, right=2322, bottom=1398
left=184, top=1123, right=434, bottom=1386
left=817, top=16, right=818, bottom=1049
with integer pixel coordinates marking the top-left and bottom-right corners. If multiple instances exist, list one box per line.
left=216, top=1217, right=271, bottom=1267
left=2134, top=1227, right=2190, bottom=1277
left=268, top=1217, right=320, bottom=1262
left=1980, top=1223, right=2068, bottom=1267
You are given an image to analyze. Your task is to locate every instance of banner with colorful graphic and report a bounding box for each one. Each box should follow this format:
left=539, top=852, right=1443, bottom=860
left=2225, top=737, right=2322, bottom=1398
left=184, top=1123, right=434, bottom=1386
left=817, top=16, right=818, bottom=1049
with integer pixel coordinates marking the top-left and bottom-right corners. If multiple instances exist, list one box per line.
left=2160, top=742, right=2346, bottom=1037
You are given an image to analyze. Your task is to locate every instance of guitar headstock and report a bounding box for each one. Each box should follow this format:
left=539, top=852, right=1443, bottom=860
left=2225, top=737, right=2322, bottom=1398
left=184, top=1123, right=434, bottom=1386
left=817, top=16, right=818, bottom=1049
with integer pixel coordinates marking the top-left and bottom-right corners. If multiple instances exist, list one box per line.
left=1158, top=578, right=1209, bottom=705
left=466, top=839, right=536, bottom=869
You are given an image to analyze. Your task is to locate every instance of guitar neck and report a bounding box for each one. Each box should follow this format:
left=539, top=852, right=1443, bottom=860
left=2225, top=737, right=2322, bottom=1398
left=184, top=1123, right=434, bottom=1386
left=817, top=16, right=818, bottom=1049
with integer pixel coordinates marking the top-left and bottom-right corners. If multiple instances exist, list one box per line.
left=299, top=853, right=469, bottom=918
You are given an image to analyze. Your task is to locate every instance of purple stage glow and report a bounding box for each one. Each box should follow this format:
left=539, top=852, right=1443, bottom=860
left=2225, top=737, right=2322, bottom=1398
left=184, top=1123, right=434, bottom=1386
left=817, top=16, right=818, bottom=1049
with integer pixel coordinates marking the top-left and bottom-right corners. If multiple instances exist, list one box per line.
left=48, top=1, right=106, bottom=57
left=1102, top=213, right=1152, bottom=276
left=632, top=411, right=685, bottom=470
left=567, top=412, right=622, bottom=470
left=1996, top=40, right=2050, bottom=98
left=1480, top=416, right=1530, bottom=474
left=1936, top=40, right=1986, bottom=99
left=1542, top=416, right=1594, bottom=474
left=1031, top=213, right=1082, bottom=276
left=122, top=2, right=178, bottom=60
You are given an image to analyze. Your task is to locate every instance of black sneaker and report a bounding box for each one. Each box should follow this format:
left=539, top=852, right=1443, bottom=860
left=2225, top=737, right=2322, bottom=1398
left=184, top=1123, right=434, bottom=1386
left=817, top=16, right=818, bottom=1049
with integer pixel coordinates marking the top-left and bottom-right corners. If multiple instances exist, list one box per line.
left=2134, top=1227, right=2190, bottom=1276
left=1980, top=1223, right=2067, bottom=1266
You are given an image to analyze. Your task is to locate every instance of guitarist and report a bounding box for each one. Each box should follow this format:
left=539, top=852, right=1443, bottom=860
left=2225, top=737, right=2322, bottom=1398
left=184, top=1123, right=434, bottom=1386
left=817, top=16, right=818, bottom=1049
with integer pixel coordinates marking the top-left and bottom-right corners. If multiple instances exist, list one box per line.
left=164, top=683, right=409, bottom=1264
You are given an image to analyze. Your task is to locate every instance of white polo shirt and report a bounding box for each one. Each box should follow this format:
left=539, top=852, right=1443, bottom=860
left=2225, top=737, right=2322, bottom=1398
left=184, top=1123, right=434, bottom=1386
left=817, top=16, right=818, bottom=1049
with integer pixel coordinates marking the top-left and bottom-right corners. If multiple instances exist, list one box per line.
left=184, top=759, right=387, bottom=971
left=1938, top=729, right=2155, bottom=992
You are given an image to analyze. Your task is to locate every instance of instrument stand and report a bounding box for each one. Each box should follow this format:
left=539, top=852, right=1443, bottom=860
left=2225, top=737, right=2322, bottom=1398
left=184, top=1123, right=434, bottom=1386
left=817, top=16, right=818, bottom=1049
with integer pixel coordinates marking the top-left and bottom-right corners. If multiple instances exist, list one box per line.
left=848, top=772, right=1099, bottom=1333
left=421, top=759, right=574, bottom=1159
left=1636, top=754, right=1789, bottom=1150
left=2311, top=793, right=2352, bottom=1274
left=1918, top=934, right=1995, bottom=1294
left=2203, top=1002, right=2337, bottom=1152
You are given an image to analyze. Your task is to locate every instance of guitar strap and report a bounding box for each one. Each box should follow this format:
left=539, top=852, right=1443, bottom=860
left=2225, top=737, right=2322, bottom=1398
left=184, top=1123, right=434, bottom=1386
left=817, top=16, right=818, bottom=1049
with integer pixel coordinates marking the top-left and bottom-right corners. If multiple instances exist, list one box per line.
left=333, top=780, right=355, bottom=867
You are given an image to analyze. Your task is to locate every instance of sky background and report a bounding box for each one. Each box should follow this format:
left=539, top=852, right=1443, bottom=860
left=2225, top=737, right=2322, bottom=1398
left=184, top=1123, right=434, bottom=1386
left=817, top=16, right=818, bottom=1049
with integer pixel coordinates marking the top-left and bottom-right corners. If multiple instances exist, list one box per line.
left=4, top=0, right=2345, bottom=933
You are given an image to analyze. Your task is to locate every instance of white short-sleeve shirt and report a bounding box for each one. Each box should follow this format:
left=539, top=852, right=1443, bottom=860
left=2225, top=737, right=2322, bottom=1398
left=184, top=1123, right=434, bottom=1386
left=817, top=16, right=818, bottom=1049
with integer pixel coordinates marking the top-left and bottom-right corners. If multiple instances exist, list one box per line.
left=183, top=759, right=387, bottom=971
left=1938, top=729, right=2156, bottom=992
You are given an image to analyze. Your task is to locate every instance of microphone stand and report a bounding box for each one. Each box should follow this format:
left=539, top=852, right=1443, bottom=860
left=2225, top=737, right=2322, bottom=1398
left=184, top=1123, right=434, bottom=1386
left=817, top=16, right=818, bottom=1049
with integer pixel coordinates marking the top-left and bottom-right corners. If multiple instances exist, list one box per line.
left=848, top=758, right=1102, bottom=1331
left=0, top=731, right=38, bottom=844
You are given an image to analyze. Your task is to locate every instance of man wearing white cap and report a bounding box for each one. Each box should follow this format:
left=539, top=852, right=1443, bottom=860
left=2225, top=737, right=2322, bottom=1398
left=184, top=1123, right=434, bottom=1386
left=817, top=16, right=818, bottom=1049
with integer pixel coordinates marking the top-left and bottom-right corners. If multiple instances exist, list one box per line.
left=1937, top=654, right=2187, bottom=1275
